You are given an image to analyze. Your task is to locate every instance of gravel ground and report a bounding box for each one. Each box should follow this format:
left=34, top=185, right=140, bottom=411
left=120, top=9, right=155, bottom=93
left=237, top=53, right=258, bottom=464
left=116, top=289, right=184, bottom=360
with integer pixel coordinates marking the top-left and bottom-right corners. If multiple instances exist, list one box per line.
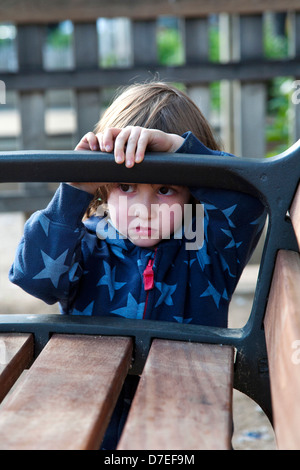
left=0, top=212, right=276, bottom=450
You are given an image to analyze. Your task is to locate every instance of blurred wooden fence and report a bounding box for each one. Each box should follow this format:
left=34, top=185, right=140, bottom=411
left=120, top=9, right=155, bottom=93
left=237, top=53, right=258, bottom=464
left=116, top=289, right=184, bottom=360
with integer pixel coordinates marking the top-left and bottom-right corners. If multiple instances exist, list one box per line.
left=0, top=0, right=300, bottom=213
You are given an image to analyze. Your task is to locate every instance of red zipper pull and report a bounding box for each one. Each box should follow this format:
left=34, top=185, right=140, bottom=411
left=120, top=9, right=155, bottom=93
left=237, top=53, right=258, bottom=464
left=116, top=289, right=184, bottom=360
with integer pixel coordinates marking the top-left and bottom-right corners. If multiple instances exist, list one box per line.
left=143, top=259, right=155, bottom=291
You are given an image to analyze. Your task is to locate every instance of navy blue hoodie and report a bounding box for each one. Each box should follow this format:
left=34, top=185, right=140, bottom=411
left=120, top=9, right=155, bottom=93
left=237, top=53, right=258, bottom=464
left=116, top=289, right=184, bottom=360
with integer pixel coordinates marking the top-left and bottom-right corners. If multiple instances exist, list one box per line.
left=9, top=132, right=266, bottom=329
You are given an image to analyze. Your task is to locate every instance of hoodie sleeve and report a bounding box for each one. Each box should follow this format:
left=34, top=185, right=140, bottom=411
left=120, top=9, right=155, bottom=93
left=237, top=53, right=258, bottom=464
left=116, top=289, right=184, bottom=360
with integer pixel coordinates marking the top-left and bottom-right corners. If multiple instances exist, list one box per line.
left=9, top=183, right=94, bottom=306
left=177, top=132, right=267, bottom=284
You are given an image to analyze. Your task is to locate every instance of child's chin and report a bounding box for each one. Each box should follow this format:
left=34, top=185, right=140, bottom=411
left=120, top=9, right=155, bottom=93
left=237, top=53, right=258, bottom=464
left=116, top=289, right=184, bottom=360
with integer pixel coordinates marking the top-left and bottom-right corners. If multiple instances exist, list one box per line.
left=129, top=237, right=161, bottom=248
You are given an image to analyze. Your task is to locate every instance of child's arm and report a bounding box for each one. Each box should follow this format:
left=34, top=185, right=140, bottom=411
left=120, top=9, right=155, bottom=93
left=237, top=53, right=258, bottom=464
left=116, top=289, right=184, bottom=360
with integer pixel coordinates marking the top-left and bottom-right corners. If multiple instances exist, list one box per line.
left=9, top=183, right=94, bottom=308
left=176, top=132, right=267, bottom=284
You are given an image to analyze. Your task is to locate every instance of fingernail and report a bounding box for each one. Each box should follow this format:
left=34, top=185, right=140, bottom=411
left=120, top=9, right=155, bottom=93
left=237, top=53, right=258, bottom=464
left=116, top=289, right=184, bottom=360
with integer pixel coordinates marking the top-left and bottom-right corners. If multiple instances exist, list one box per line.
left=105, top=145, right=111, bottom=152
left=115, top=155, right=123, bottom=163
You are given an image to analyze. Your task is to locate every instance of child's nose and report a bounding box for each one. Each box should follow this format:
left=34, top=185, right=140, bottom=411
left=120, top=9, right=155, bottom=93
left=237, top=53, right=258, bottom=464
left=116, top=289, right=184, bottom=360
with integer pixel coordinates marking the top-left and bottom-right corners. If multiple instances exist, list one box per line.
left=135, top=195, right=155, bottom=219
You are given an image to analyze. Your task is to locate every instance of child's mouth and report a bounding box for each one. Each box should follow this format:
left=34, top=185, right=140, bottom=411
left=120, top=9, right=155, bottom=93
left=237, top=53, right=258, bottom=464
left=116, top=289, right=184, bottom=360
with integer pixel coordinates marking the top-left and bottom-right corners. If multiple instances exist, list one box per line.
left=135, top=226, right=152, bottom=237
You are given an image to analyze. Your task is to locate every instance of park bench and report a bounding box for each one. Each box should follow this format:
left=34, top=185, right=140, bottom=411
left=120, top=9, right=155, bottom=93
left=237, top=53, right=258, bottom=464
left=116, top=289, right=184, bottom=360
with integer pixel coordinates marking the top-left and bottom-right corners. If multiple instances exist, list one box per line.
left=0, top=141, right=299, bottom=450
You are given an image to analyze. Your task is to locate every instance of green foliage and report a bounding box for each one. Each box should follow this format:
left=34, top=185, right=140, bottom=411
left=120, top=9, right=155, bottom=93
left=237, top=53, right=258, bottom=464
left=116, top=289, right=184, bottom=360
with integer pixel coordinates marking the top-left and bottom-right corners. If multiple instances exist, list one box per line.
left=264, top=16, right=290, bottom=157
left=47, top=25, right=72, bottom=48
left=157, top=27, right=184, bottom=66
left=208, top=22, right=221, bottom=112
left=266, top=77, right=292, bottom=156
left=264, top=15, right=288, bottom=59
left=209, top=22, right=220, bottom=63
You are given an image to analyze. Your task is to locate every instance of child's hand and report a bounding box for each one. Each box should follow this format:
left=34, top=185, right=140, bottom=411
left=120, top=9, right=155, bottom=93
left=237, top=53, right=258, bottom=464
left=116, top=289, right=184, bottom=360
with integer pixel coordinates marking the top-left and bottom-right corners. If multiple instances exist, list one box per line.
left=75, top=127, right=185, bottom=168
left=100, top=127, right=184, bottom=168
left=69, top=132, right=104, bottom=194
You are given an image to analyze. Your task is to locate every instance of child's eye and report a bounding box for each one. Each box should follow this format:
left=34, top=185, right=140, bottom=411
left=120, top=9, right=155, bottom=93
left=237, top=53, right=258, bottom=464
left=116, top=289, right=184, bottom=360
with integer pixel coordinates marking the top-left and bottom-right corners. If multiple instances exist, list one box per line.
left=119, top=184, right=135, bottom=193
left=158, top=186, right=175, bottom=196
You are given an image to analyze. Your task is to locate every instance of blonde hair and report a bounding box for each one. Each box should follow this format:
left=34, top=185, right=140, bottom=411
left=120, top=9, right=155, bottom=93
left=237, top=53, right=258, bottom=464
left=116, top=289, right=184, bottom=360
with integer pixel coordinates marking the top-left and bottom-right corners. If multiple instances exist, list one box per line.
left=86, top=81, right=220, bottom=217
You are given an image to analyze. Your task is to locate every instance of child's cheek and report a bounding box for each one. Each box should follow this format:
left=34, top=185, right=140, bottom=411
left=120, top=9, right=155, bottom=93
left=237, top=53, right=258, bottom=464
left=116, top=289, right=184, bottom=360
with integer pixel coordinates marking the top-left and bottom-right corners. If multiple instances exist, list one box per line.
left=160, top=206, right=183, bottom=240
left=114, top=209, right=129, bottom=237
left=107, top=194, right=129, bottom=236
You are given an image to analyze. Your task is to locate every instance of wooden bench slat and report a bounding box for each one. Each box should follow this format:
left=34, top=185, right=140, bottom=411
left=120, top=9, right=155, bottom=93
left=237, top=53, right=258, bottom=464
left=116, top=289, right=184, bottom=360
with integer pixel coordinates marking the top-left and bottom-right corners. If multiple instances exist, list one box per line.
left=118, top=339, right=234, bottom=450
left=290, top=182, right=300, bottom=249
left=0, top=333, right=33, bottom=404
left=264, top=249, right=300, bottom=450
left=0, top=334, right=133, bottom=450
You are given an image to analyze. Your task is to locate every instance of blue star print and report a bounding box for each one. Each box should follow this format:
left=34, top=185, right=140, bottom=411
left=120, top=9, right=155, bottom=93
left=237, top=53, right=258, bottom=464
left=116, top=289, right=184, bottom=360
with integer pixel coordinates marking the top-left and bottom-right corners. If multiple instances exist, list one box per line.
left=221, top=228, right=242, bottom=250
left=72, top=301, right=94, bottom=316
left=222, top=205, right=237, bottom=228
left=173, top=316, right=193, bottom=324
left=200, top=280, right=222, bottom=308
left=155, top=282, right=177, bottom=307
left=33, top=249, right=69, bottom=288
left=39, top=214, right=50, bottom=236
left=111, top=293, right=145, bottom=319
left=196, top=242, right=211, bottom=270
left=98, top=261, right=126, bottom=300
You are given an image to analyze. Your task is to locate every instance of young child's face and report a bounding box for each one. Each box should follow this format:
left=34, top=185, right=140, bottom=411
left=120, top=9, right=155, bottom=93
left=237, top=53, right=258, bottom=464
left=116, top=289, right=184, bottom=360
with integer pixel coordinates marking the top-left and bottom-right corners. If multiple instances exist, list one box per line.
left=107, top=183, right=190, bottom=247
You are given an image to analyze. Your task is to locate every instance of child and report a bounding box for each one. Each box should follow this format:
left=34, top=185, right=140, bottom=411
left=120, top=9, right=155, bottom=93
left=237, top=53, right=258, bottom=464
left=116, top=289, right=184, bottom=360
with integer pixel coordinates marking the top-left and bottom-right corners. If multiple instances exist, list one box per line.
left=9, top=81, right=266, bottom=448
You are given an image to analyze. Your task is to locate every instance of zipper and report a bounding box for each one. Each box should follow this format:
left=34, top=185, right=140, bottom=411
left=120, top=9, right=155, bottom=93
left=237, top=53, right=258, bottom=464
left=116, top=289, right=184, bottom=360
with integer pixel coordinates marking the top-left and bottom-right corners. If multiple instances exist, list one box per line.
left=142, top=248, right=157, bottom=319
left=143, top=259, right=155, bottom=291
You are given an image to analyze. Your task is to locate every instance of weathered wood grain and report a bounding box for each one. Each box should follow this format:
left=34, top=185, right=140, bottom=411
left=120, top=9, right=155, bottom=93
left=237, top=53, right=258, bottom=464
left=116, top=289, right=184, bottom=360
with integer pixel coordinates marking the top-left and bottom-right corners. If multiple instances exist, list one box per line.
left=0, top=334, right=133, bottom=450
left=118, top=339, right=234, bottom=450
left=264, top=250, right=300, bottom=450
left=0, top=333, right=33, bottom=403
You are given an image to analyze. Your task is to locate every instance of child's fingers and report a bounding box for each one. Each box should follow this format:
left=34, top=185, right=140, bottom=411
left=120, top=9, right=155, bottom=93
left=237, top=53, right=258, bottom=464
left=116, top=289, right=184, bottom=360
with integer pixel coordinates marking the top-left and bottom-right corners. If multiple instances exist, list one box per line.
left=114, top=127, right=134, bottom=166
left=95, top=126, right=166, bottom=167
left=124, top=127, right=143, bottom=167
left=85, top=132, right=100, bottom=151
left=101, top=128, right=123, bottom=155
left=74, top=135, right=90, bottom=151
left=75, top=132, right=99, bottom=151
left=135, top=129, right=150, bottom=163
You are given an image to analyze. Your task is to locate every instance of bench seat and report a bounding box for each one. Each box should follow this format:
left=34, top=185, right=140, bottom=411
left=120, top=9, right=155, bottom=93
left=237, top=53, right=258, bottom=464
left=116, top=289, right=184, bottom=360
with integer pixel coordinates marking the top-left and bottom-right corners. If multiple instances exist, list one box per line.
left=0, top=334, right=234, bottom=450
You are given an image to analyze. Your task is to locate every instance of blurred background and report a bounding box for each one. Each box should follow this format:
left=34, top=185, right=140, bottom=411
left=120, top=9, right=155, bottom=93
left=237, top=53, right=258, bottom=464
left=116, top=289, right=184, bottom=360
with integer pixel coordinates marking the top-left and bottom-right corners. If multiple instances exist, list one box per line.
left=0, top=12, right=298, bottom=154
left=1, top=1, right=300, bottom=449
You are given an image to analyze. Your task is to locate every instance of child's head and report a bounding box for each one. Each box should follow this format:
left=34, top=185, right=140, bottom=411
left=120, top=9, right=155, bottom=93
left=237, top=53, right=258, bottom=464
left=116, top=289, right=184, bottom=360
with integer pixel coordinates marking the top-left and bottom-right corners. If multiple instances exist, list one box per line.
left=94, top=81, right=219, bottom=149
left=88, top=81, right=219, bottom=193
left=87, top=81, right=219, bottom=246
